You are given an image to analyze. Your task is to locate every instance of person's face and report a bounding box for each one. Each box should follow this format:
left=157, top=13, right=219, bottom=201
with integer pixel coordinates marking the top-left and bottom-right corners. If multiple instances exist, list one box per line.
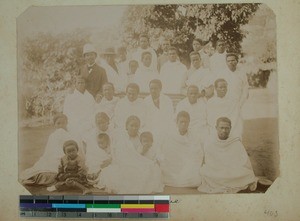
left=129, top=61, right=138, bottom=74
left=103, top=84, right=114, bottom=100
left=126, top=120, right=140, bottom=137
left=96, top=117, right=109, bottom=132
left=162, top=40, right=170, bottom=52
left=118, top=51, right=126, bottom=62
left=142, top=54, right=152, bottom=67
left=190, top=54, right=201, bottom=69
left=97, top=138, right=109, bottom=150
left=168, top=49, right=177, bottom=62
left=65, top=145, right=78, bottom=160
left=192, top=40, right=202, bottom=52
left=54, top=117, right=67, bottom=130
left=76, top=79, right=86, bottom=93
left=177, top=117, right=190, bottom=135
left=126, top=87, right=139, bottom=102
left=216, top=41, right=226, bottom=53
left=139, top=37, right=149, bottom=49
left=216, top=81, right=227, bottom=98
left=187, top=87, right=199, bottom=104
left=216, top=121, right=231, bottom=140
left=149, top=82, right=161, bottom=99
left=84, top=52, right=96, bottom=65
left=226, top=56, right=238, bottom=71
left=141, top=137, right=153, bottom=151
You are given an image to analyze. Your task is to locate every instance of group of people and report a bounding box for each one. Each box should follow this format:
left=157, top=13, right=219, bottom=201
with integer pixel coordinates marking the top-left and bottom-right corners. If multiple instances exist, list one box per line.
left=20, top=35, right=258, bottom=194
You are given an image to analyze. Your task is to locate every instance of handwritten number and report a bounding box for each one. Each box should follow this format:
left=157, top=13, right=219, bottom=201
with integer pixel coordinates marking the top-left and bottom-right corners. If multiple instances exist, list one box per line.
left=264, top=210, right=278, bottom=217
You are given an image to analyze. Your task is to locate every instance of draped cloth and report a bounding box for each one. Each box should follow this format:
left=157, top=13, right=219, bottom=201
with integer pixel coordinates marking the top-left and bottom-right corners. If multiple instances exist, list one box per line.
left=159, top=129, right=203, bottom=187
left=185, top=67, right=211, bottom=91
left=132, top=47, right=158, bottom=72
left=160, top=61, right=187, bottom=94
left=98, top=132, right=164, bottom=194
left=198, top=136, right=257, bottom=193
left=143, top=94, right=174, bottom=137
left=176, top=98, right=209, bottom=146
left=113, top=97, right=146, bottom=129
left=209, top=52, right=228, bottom=75
left=134, top=65, right=160, bottom=93
left=20, top=129, right=77, bottom=185
left=95, top=96, right=119, bottom=120
left=207, top=95, right=242, bottom=138
left=63, top=89, right=95, bottom=136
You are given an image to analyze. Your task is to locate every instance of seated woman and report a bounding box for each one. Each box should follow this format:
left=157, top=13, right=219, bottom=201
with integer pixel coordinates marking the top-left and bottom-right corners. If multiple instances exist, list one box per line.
left=198, top=117, right=257, bottom=194
left=159, top=111, right=204, bottom=188
left=19, top=114, right=77, bottom=186
left=98, top=116, right=164, bottom=194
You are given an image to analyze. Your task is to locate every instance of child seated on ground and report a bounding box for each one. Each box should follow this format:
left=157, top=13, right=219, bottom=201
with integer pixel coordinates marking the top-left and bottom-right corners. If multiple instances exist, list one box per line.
left=47, top=140, right=92, bottom=195
left=140, top=131, right=162, bottom=164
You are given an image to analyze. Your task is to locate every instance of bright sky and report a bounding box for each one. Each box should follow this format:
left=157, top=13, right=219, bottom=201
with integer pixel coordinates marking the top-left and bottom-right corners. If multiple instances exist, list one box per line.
left=18, top=6, right=128, bottom=37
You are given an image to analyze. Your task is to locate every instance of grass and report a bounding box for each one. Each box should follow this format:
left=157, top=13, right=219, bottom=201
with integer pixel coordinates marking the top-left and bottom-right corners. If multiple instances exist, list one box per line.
left=19, top=117, right=279, bottom=195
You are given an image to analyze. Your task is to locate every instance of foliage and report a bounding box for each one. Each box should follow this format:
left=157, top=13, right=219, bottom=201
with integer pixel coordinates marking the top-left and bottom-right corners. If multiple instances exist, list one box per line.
left=20, top=30, right=91, bottom=119
left=121, top=4, right=260, bottom=60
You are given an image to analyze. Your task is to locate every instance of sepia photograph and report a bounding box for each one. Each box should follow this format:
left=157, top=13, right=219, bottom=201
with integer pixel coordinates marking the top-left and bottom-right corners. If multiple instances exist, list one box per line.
left=17, top=3, right=279, bottom=195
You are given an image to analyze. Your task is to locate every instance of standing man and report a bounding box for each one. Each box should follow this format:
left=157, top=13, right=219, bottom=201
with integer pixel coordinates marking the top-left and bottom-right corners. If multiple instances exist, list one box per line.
left=63, top=76, right=96, bottom=136
left=209, top=39, right=228, bottom=75
left=160, top=46, right=187, bottom=94
left=132, top=34, right=158, bottom=72
left=157, top=38, right=171, bottom=72
left=79, top=43, right=108, bottom=98
left=143, top=79, right=174, bottom=138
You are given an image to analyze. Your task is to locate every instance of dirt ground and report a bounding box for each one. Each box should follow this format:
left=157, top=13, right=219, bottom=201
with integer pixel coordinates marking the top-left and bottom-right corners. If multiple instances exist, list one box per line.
left=19, top=88, right=279, bottom=195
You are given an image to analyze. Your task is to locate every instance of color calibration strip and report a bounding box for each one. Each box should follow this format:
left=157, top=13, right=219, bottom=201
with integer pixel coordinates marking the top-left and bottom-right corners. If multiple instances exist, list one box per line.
left=20, top=195, right=170, bottom=218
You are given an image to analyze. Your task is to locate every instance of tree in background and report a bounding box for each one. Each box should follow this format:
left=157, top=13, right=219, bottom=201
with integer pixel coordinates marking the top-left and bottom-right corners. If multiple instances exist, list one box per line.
left=20, top=30, right=90, bottom=122
left=121, top=4, right=260, bottom=65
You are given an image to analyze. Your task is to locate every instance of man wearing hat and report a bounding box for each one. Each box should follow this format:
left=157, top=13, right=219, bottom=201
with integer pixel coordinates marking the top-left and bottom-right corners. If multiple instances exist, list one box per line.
left=101, top=47, right=123, bottom=93
left=79, top=43, right=108, bottom=98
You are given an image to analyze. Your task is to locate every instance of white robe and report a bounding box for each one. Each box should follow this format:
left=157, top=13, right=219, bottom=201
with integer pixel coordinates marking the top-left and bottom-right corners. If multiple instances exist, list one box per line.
left=113, top=97, right=146, bottom=129
left=95, top=96, right=120, bottom=120
left=209, top=52, right=228, bottom=75
left=198, top=136, right=257, bottom=193
left=176, top=98, right=209, bottom=146
left=132, top=47, right=158, bottom=72
left=185, top=67, right=211, bottom=91
left=102, top=62, right=123, bottom=93
left=207, top=95, right=242, bottom=138
left=99, top=132, right=164, bottom=194
left=160, top=61, right=187, bottom=94
left=63, top=89, right=95, bottom=136
left=143, top=94, right=174, bottom=137
left=20, top=128, right=79, bottom=181
left=159, top=129, right=203, bottom=187
left=134, top=65, right=160, bottom=93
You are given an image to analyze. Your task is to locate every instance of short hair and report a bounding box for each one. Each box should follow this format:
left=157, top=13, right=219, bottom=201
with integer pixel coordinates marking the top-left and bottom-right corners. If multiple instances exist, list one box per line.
left=168, top=46, right=178, bottom=54
left=139, top=34, right=149, bottom=41
left=129, top=59, right=138, bottom=65
left=216, top=117, right=231, bottom=127
left=140, top=131, right=154, bottom=142
left=176, top=111, right=190, bottom=122
left=95, top=112, right=109, bottom=122
left=226, top=53, right=239, bottom=61
left=193, top=38, right=205, bottom=46
left=126, top=115, right=141, bottom=128
left=63, top=140, right=79, bottom=153
left=141, top=51, right=152, bottom=60
left=53, top=113, right=67, bottom=124
left=103, top=82, right=115, bottom=91
left=126, top=83, right=140, bottom=94
left=214, top=78, right=227, bottom=88
left=187, top=85, right=199, bottom=92
left=189, top=51, right=201, bottom=59
left=97, top=133, right=110, bottom=143
left=149, top=79, right=162, bottom=89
